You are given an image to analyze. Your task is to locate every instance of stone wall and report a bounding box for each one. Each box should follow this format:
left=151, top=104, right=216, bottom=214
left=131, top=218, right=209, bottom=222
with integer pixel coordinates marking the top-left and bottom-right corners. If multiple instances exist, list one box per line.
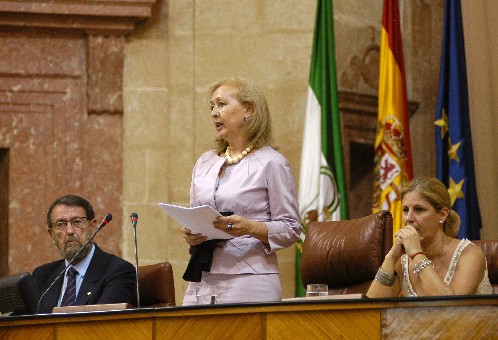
left=0, top=0, right=155, bottom=276
left=122, top=0, right=431, bottom=304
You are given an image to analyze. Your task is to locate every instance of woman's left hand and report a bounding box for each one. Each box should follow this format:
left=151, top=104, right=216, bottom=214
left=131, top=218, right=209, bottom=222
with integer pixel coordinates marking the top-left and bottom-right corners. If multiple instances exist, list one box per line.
left=214, top=214, right=249, bottom=237
left=214, top=214, right=269, bottom=243
left=395, top=225, right=423, bottom=255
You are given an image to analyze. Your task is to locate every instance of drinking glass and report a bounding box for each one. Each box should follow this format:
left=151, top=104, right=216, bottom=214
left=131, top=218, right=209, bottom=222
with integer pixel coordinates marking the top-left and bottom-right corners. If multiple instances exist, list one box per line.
left=306, top=284, right=329, bottom=297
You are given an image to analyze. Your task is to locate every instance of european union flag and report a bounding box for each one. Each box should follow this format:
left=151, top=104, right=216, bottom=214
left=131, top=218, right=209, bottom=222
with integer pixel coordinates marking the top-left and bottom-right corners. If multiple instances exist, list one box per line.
left=435, top=0, right=481, bottom=239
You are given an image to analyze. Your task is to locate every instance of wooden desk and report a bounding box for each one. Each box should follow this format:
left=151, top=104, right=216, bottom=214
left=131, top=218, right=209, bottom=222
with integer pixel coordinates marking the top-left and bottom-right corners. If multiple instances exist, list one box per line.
left=1, top=295, right=498, bottom=339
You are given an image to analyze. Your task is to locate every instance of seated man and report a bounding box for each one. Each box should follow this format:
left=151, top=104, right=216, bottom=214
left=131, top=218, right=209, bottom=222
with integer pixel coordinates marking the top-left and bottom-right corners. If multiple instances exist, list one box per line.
left=33, top=195, right=136, bottom=313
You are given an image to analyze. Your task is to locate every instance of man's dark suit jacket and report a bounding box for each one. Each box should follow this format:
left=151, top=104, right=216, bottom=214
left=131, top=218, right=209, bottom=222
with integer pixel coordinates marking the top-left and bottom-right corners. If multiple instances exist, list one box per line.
left=32, top=244, right=136, bottom=313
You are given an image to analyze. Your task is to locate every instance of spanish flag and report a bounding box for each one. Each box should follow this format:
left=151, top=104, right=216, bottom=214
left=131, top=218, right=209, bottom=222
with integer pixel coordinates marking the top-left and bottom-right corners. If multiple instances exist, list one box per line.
left=372, top=0, right=413, bottom=235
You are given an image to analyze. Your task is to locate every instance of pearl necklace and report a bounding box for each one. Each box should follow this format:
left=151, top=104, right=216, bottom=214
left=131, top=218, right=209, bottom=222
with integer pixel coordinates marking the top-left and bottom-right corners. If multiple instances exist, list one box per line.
left=225, top=144, right=253, bottom=164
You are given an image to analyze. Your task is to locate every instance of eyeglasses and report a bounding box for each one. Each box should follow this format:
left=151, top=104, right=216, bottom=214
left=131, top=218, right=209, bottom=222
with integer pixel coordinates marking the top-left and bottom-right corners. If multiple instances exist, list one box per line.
left=51, top=217, right=90, bottom=231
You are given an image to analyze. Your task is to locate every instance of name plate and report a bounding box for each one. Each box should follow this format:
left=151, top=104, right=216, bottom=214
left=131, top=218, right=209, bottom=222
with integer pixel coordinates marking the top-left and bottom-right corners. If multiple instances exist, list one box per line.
left=282, top=293, right=363, bottom=302
left=52, top=302, right=130, bottom=313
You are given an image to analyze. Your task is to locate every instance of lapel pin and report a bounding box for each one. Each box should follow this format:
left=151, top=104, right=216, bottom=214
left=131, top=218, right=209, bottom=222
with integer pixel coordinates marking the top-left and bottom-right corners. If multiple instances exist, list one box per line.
left=87, top=292, right=92, bottom=295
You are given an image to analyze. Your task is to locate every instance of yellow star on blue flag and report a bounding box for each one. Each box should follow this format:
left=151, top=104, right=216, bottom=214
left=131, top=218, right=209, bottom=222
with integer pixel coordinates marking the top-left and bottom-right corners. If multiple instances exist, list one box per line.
left=434, top=109, right=449, bottom=139
left=447, top=138, right=461, bottom=162
left=448, top=177, right=464, bottom=206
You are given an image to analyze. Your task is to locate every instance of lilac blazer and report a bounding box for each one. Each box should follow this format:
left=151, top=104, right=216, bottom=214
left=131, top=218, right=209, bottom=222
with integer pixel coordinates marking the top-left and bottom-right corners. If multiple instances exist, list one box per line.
left=190, top=146, right=301, bottom=275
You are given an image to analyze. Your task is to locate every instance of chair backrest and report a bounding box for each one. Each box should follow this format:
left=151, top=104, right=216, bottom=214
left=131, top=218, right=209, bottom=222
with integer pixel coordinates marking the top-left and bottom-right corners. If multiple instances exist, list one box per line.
left=138, top=262, right=176, bottom=307
left=471, top=240, right=498, bottom=294
left=300, top=210, right=393, bottom=295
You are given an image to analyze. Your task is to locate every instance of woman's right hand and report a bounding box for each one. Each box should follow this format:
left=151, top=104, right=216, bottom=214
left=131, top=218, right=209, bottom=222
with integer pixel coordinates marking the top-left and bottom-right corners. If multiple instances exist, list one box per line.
left=386, top=235, right=405, bottom=262
left=181, top=227, right=207, bottom=246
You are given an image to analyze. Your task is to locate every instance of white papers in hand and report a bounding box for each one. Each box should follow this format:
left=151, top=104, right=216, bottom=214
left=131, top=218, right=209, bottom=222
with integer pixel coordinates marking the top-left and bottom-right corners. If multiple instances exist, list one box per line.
left=158, top=203, right=232, bottom=240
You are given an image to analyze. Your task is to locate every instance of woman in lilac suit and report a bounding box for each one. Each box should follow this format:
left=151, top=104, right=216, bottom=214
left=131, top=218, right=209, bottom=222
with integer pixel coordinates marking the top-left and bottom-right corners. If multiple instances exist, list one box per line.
left=181, top=77, right=301, bottom=305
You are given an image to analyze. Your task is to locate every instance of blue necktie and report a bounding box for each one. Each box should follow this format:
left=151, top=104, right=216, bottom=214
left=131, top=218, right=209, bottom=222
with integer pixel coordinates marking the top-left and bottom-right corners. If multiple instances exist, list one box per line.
left=61, top=267, right=78, bottom=306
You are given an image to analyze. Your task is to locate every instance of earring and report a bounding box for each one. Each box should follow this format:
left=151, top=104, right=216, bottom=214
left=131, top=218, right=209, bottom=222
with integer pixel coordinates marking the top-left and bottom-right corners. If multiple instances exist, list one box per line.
left=439, top=220, right=444, bottom=224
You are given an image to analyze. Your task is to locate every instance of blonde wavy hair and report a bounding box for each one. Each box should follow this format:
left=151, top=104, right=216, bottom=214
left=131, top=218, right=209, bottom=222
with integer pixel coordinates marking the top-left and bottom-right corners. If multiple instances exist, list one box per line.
left=209, top=77, right=274, bottom=154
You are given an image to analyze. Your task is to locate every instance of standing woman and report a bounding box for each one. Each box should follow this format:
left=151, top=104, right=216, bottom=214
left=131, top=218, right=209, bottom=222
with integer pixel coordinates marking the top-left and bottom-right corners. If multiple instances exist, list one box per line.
left=367, top=176, right=491, bottom=297
left=181, top=77, right=301, bottom=305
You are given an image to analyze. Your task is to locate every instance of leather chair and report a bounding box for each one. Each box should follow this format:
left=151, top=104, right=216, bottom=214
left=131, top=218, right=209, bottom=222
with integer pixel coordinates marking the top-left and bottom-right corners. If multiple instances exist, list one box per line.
left=471, top=240, right=498, bottom=294
left=138, top=262, right=176, bottom=307
left=300, top=210, right=393, bottom=295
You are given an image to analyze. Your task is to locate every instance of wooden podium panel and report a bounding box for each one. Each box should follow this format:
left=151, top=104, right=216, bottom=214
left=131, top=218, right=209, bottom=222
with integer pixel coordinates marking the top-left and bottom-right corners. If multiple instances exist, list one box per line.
left=56, top=319, right=153, bottom=340
left=1, top=296, right=498, bottom=339
left=155, top=313, right=262, bottom=339
left=0, top=324, right=53, bottom=340
left=266, top=309, right=380, bottom=339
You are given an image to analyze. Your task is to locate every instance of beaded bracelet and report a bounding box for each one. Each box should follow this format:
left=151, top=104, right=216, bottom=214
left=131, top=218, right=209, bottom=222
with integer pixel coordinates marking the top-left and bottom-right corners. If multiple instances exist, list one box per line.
left=378, top=267, right=396, bottom=280
left=375, top=267, right=397, bottom=286
left=413, top=258, right=432, bottom=276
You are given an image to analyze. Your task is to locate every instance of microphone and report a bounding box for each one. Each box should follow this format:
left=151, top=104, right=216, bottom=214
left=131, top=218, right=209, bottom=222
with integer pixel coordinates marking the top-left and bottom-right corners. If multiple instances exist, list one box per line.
left=130, top=212, right=140, bottom=308
left=36, top=213, right=112, bottom=314
left=98, top=213, right=113, bottom=231
left=130, top=212, right=138, bottom=229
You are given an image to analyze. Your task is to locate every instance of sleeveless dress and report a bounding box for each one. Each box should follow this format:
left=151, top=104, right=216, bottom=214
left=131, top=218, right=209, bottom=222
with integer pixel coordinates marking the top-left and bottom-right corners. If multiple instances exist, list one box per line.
left=401, top=238, right=492, bottom=297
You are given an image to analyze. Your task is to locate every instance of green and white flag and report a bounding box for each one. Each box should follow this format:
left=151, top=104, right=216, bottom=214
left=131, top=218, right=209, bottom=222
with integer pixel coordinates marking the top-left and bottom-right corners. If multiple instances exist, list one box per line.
left=295, top=0, right=348, bottom=297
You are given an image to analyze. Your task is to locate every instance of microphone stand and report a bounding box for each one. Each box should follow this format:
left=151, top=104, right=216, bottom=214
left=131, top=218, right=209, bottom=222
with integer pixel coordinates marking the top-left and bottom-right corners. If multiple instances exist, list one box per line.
left=36, top=214, right=112, bottom=314
left=130, top=213, right=140, bottom=308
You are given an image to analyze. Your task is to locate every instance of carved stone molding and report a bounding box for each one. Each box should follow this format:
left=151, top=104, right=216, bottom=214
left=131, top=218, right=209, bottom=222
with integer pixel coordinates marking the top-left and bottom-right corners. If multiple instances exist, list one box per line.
left=340, top=43, right=380, bottom=92
left=339, top=91, right=419, bottom=218
left=1, top=0, right=157, bottom=114
left=0, top=0, right=156, bottom=35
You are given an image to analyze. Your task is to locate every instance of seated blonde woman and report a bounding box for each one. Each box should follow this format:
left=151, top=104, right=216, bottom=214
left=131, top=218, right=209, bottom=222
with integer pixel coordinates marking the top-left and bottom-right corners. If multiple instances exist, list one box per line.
left=367, top=176, right=491, bottom=297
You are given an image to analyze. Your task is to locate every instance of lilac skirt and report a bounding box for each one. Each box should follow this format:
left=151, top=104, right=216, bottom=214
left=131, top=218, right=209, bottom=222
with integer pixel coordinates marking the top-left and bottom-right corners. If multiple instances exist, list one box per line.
left=182, top=272, right=282, bottom=306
